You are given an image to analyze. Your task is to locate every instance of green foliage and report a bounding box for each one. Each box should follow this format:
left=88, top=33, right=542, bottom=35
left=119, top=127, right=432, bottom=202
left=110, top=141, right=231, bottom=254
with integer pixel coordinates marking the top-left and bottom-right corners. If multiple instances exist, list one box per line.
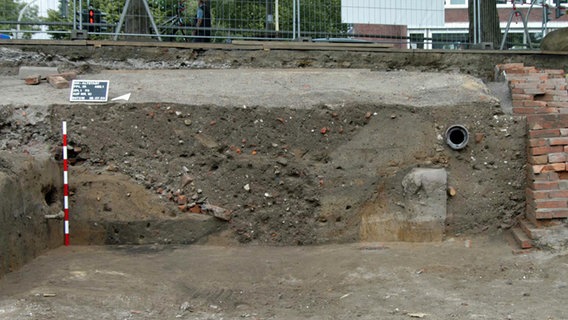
left=0, top=0, right=40, bottom=39
left=42, top=0, right=348, bottom=41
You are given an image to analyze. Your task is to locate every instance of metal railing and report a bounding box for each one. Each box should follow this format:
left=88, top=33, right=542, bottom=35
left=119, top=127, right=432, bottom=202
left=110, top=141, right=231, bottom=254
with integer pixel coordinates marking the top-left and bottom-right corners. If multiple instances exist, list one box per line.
left=0, top=0, right=566, bottom=49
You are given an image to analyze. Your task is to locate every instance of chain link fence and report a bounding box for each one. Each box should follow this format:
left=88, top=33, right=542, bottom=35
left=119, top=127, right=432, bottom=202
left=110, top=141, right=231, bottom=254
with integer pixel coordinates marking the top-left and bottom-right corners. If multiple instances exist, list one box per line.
left=0, top=0, right=565, bottom=48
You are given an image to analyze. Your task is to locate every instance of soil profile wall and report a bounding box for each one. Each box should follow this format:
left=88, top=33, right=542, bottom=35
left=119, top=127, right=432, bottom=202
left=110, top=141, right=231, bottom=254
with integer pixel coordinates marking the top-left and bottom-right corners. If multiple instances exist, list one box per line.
left=0, top=152, right=63, bottom=278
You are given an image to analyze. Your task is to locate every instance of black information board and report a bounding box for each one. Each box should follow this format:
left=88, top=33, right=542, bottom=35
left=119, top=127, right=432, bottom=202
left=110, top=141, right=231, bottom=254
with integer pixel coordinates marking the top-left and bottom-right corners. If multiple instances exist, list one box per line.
left=69, top=80, right=110, bottom=102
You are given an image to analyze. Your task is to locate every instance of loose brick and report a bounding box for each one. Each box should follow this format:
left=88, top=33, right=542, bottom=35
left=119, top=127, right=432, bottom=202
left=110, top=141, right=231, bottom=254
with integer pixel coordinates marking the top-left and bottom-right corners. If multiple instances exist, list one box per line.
left=24, top=75, right=41, bottom=85
left=47, top=75, right=69, bottom=89
left=55, top=71, right=77, bottom=81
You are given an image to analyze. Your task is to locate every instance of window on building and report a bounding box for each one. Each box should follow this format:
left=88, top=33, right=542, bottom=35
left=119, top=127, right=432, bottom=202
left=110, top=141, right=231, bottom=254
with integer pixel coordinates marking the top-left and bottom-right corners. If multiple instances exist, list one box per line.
left=409, top=33, right=425, bottom=49
left=432, top=33, right=468, bottom=49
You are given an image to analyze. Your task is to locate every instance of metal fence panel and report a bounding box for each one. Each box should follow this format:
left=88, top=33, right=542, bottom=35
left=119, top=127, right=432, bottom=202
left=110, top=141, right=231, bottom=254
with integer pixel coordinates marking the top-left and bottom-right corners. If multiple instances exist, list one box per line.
left=0, top=0, right=565, bottom=49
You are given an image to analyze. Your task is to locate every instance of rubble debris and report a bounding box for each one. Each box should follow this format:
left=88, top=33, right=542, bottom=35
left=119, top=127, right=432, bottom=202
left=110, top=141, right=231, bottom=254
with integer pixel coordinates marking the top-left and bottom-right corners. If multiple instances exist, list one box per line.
left=201, top=203, right=232, bottom=221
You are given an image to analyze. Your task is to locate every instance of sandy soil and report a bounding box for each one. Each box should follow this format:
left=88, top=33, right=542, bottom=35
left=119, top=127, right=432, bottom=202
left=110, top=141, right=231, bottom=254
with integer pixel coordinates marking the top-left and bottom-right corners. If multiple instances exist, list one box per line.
left=1, top=236, right=568, bottom=320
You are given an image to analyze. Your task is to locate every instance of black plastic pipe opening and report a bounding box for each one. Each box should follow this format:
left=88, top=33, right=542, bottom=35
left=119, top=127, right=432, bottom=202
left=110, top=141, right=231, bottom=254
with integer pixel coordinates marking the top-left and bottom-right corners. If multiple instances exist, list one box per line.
left=445, top=125, right=469, bottom=150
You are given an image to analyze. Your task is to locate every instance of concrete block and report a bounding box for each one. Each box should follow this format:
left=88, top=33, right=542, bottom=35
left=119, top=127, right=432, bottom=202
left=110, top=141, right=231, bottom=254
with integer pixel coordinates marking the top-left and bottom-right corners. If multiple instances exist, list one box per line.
left=400, top=168, right=448, bottom=241
left=18, top=66, right=59, bottom=80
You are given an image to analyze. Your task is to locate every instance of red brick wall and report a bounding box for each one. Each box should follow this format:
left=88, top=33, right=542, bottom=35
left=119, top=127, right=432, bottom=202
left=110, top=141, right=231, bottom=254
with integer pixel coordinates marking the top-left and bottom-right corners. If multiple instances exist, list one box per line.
left=497, top=63, right=568, bottom=224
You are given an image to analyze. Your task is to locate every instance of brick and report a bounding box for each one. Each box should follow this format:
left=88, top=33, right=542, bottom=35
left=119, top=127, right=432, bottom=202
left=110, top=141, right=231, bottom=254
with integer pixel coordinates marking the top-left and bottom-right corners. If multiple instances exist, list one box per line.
left=534, top=209, right=568, bottom=219
left=499, top=63, right=525, bottom=70
left=513, top=107, right=539, bottom=114
left=512, top=93, right=534, bottom=101
left=552, top=210, right=568, bottom=218
left=524, top=100, right=548, bottom=108
left=188, top=205, right=202, bottom=214
left=513, top=81, right=545, bottom=90
left=526, top=189, right=549, bottom=201
left=511, top=88, right=526, bottom=95
left=529, top=154, right=548, bottom=164
left=552, top=95, right=568, bottom=102
left=529, top=171, right=559, bottom=181
left=559, top=172, right=568, bottom=180
left=529, top=129, right=561, bottom=138
left=534, top=199, right=568, bottom=209
left=548, top=190, right=568, bottom=198
left=525, top=89, right=547, bottom=96
left=548, top=152, right=568, bottom=163
left=542, top=163, right=566, bottom=172
left=54, top=71, right=77, bottom=81
left=177, top=195, right=188, bottom=205
left=527, top=114, right=559, bottom=129
left=535, top=210, right=554, bottom=219
left=530, top=146, right=564, bottom=155
left=528, top=139, right=548, bottom=148
left=532, top=165, right=545, bottom=174
left=549, top=102, right=568, bottom=109
left=543, top=69, right=565, bottom=76
left=543, top=107, right=560, bottom=113
left=561, top=129, right=568, bottom=136
left=549, top=137, right=568, bottom=146
left=534, top=93, right=554, bottom=101
left=47, top=75, right=69, bottom=89
left=531, top=180, right=559, bottom=190
left=24, top=75, right=41, bottom=85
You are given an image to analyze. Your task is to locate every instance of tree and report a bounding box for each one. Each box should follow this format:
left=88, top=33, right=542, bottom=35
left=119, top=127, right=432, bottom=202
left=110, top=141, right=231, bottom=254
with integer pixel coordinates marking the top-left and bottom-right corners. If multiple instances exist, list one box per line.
left=0, top=0, right=40, bottom=39
left=468, top=0, right=501, bottom=48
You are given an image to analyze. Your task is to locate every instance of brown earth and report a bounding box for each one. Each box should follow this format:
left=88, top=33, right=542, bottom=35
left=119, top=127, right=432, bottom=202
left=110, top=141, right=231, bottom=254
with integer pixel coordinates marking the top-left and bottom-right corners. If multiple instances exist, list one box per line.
left=0, top=44, right=566, bottom=319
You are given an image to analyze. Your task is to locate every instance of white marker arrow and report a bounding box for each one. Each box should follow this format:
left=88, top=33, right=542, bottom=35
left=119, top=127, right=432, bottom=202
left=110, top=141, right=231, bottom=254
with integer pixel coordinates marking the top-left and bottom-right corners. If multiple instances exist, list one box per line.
left=111, top=93, right=131, bottom=101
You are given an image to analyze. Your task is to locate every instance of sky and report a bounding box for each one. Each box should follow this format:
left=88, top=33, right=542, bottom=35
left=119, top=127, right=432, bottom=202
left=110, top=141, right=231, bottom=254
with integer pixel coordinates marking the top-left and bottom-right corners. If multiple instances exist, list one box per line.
left=22, top=0, right=58, bottom=18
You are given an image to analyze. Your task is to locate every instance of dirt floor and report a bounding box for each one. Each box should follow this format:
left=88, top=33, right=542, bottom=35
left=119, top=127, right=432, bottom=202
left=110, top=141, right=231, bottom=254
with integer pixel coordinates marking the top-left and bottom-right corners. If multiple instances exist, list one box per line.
left=0, top=44, right=566, bottom=319
left=1, top=237, right=568, bottom=320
